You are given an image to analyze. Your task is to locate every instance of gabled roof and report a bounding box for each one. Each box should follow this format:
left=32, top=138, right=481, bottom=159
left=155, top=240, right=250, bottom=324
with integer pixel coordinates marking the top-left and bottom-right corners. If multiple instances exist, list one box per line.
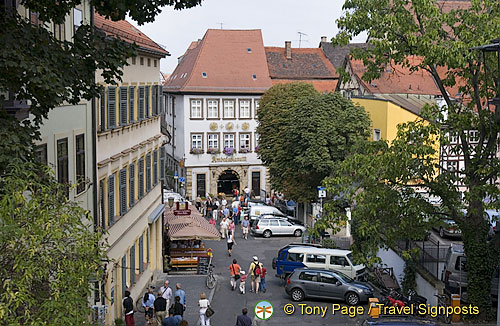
left=164, top=29, right=272, bottom=93
left=94, top=12, right=169, bottom=57
left=320, top=42, right=371, bottom=69
left=347, top=56, right=442, bottom=96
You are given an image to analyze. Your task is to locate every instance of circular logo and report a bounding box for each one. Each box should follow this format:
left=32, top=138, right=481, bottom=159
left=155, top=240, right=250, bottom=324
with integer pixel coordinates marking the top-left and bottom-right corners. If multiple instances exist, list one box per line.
left=254, top=300, right=274, bottom=320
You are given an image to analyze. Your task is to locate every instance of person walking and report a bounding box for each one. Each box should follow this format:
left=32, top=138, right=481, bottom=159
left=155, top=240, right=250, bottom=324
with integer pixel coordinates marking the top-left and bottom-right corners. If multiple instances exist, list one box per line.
left=244, top=186, right=250, bottom=199
left=254, top=263, right=262, bottom=294
left=154, top=290, right=168, bottom=325
left=198, top=292, right=211, bottom=326
left=241, top=216, right=250, bottom=240
left=170, top=296, right=184, bottom=321
left=220, top=217, right=228, bottom=239
left=239, top=271, right=247, bottom=294
left=174, top=283, right=186, bottom=311
left=123, top=290, right=135, bottom=326
left=160, top=280, right=173, bottom=311
left=221, top=197, right=227, bottom=209
left=227, top=230, right=236, bottom=256
left=233, top=205, right=240, bottom=225
left=229, top=259, right=241, bottom=291
left=257, top=264, right=267, bottom=293
left=142, top=286, right=155, bottom=325
left=248, top=256, right=262, bottom=293
left=236, top=308, right=252, bottom=326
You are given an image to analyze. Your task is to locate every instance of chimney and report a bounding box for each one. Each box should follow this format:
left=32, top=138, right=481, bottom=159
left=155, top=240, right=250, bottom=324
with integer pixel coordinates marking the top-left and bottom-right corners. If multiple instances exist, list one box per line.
left=321, top=36, right=327, bottom=42
left=285, top=41, right=292, bottom=60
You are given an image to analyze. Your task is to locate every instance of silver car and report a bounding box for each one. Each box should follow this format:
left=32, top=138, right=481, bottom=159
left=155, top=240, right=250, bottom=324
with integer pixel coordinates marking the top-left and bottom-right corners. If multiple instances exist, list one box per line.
left=251, top=217, right=306, bottom=238
left=285, top=268, right=373, bottom=305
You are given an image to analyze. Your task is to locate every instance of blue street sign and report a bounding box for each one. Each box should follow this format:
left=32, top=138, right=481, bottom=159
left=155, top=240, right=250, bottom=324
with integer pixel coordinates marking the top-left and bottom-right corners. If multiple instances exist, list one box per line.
left=317, top=186, right=326, bottom=191
left=174, top=172, right=179, bottom=177
left=178, top=177, right=185, bottom=183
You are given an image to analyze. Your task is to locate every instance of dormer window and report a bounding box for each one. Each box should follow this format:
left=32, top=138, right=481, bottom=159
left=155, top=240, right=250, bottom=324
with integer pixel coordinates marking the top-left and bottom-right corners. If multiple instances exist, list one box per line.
left=252, top=74, right=257, bottom=80
left=202, top=72, right=207, bottom=78
left=247, top=48, right=252, bottom=53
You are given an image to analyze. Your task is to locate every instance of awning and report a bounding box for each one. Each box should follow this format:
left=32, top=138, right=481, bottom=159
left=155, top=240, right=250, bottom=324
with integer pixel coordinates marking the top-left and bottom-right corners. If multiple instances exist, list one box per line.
left=148, top=204, right=165, bottom=224
left=165, top=208, right=220, bottom=240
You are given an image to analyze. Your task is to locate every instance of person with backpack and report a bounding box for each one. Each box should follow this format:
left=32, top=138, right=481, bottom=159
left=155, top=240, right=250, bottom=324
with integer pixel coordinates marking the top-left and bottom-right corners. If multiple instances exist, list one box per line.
left=123, top=290, right=135, bottom=326
left=229, top=259, right=241, bottom=291
left=248, top=256, right=262, bottom=293
left=142, top=286, right=155, bottom=325
left=256, top=264, right=267, bottom=293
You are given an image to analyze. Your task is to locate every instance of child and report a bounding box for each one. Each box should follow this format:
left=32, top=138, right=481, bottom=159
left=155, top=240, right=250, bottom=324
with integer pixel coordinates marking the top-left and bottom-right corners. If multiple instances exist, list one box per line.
left=239, top=271, right=247, bottom=294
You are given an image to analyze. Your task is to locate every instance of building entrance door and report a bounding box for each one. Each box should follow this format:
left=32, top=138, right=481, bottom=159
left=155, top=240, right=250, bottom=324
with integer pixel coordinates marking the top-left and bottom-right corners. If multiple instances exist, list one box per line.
left=217, top=169, right=240, bottom=196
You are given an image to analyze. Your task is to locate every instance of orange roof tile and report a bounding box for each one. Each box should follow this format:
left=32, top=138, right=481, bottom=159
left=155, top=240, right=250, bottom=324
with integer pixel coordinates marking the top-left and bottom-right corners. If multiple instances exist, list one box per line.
left=164, top=29, right=272, bottom=93
left=94, top=12, right=169, bottom=57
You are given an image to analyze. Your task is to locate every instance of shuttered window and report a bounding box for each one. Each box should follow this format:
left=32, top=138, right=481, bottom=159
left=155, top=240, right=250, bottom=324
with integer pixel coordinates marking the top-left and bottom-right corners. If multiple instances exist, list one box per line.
left=146, top=228, right=150, bottom=262
left=129, top=86, right=135, bottom=122
left=119, top=168, right=127, bottom=216
left=121, top=255, right=127, bottom=295
left=146, top=153, right=151, bottom=193
left=107, top=86, right=116, bottom=128
left=139, top=235, right=144, bottom=273
left=138, top=86, right=145, bottom=120
left=159, top=85, right=164, bottom=114
left=130, top=245, right=135, bottom=284
left=108, top=174, right=115, bottom=225
left=119, top=86, right=128, bottom=126
left=100, top=88, right=106, bottom=131
left=145, top=85, right=150, bottom=118
left=99, top=179, right=105, bottom=228
left=75, top=134, right=85, bottom=194
left=129, top=162, right=135, bottom=206
left=160, top=147, right=165, bottom=180
left=152, top=85, right=157, bottom=116
left=153, top=150, right=158, bottom=186
left=138, top=158, right=144, bottom=198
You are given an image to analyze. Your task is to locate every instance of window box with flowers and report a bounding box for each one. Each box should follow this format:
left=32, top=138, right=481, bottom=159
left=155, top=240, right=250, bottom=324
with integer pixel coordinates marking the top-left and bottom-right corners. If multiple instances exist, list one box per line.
left=239, top=148, right=250, bottom=154
left=207, top=148, right=220, bottom=155
left=223, top=147, right=234, bottom=156
left=190, top=148, right=204, bottom=154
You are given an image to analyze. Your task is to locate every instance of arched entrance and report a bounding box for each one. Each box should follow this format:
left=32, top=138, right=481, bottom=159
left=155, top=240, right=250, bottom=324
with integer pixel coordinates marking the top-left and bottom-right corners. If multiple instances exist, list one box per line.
left=217, top=169, right=240, bottom=196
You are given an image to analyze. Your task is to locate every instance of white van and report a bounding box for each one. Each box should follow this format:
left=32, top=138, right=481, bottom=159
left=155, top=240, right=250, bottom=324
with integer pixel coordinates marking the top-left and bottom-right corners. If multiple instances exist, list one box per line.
left=276, top=246, right=367, bottom=280
left=248, top=205, right=287, bottom=221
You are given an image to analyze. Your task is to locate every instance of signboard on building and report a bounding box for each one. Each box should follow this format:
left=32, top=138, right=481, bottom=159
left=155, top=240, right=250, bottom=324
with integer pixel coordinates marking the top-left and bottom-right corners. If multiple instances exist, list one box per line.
left=318, top=186, right=326, bottom=198
left=174, top=201, right=191, bottom=216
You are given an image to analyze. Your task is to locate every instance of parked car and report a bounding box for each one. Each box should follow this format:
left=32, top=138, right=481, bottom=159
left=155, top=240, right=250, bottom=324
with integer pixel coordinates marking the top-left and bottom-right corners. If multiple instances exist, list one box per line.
left=274, top=199, right=295, bottom=216
left=272, top=243, right=322, bottom=269
left=484, top=209, right=499, bottom=236
left=441, top=243, right=498, bottom=301
left=251, top=217, right=306, bottom=238
left=432, top=219, right=461, bottom=238
left=275, top=246, right=367, bottom=280
left=285, top=268, right=373, bottom=305
left=362, top=316, right=437, bottom=326
left=241, top=201, right=269, bottom=219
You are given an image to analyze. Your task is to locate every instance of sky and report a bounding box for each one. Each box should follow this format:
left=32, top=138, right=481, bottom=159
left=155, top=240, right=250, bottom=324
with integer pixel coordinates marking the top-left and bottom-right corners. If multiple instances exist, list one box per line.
left=129, top=0, right=367, bottom=74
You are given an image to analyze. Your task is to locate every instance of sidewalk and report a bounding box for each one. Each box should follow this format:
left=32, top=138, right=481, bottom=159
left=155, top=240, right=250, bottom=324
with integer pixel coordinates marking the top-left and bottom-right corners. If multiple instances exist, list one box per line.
left=134, top=274, right=216, bottom=326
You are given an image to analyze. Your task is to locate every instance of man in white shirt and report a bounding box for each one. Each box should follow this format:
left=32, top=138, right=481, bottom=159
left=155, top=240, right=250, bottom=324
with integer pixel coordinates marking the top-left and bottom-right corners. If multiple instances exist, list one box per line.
left=221, top=198, right=227, bottom=208
left=160, top=280, right=172, bottom=310
left=244, top=187, right=250, bottom=198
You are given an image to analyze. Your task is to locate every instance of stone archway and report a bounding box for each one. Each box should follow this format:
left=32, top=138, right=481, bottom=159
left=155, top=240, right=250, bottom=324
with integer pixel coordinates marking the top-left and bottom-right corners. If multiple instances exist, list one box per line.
left=210, top=165, right=248, bottom=197
left=217, top=169, right=240, bottom=195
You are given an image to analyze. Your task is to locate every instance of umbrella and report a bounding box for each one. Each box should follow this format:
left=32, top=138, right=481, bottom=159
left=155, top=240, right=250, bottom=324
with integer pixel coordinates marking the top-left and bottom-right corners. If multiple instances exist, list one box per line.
left=168, top=222, right=220, bottom=240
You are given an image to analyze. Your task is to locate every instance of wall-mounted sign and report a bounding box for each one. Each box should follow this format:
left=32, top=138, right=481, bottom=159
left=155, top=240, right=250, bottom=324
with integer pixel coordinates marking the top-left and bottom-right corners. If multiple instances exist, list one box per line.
left=211, top=156, right=247, bottom=163
left=179, top=160, right=185, bottom=168
left=174, top=201, right=191, bottom=216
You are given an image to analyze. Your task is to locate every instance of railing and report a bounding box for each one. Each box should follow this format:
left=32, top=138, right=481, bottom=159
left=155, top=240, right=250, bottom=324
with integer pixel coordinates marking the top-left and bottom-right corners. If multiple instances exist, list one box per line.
left=395, top=237, right=448, bottom=279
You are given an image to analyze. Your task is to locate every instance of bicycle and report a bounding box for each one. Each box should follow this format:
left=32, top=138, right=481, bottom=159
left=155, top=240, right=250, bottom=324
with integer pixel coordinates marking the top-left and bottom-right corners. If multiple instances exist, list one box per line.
left=435, top=294, right=452, bottom=324
left=206, top=263, right=216, bottom=289
left=135, top=296, right=145, bottom=313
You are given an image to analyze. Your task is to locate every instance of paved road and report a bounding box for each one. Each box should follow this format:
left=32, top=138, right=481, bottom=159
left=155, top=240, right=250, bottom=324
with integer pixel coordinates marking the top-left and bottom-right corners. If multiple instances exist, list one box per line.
left=203, top=226, right=369, bottom=326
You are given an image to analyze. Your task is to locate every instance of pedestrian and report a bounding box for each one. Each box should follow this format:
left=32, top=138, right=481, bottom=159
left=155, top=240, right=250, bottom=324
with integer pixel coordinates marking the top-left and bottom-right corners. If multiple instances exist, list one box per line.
left=223, top=206, right=229, bottom=218
left=142, top=286, right=155, bottom=325
left=257, top=264, right=267, bottom=293
left=248, top=256, right=262, bottom=293
left=123, top=290, right=135, bottom=326
left=236, top=308, right=252, bottom=326
left=154, top=290, right=168, bottom=325
left=228, top=219, right=235, bottom=234
left=254, top=263, right=262, bottom=294
left=209, top=217, right=216, bottom=226
left=233, top=205, right=240, bottom=225
left=221, top=197, right=227, bottom=209
left=160, top=280, right=173, bottom=310
left=174, top=283, right=186, bottom=311
left=227, top=230, right=236, bottom=256
left=244, top=186, right=250, bottom=199
left=198, top=292, right=211, bottom=326
left=179, top=321, right=188, bottom=326
left=241, top=216, right=250, bottom=240
left=239, top=271, right=247, bottom=294
left=170, top=295, right=184, bottom=320
left=220, top=217, right=228, bottom=239
left=162, top=311, right=180, bottom=326
left=229, top=259, right=241, bottom=291
left=265, top=194, right=271, bottom=205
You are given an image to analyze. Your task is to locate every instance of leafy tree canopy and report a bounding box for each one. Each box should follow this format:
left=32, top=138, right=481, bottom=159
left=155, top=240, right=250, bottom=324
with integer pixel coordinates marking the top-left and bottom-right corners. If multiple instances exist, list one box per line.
left=330, top=0, right=500, bottom=319
left=256, top=82, right=370, bottom=202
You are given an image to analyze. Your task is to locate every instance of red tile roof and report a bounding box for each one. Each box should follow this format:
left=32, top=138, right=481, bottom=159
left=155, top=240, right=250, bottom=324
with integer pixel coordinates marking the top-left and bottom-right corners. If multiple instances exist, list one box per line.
left=164, top=29, right=272, bottom=93
left=94, top=12, right=169, bottom=57
left=348, top=56, right=442, bottom=96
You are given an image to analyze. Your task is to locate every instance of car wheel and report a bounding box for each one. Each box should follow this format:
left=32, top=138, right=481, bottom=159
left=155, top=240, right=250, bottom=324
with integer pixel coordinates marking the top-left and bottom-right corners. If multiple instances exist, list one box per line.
left=294, top=229, right=303, bottom=237
left=345, top=292, right=360, bottom=306
left=439, top=227, right=445, bottom=238
left=291, top=288, right=305, bottom=302
left=263, top=230, right=272, bottom=238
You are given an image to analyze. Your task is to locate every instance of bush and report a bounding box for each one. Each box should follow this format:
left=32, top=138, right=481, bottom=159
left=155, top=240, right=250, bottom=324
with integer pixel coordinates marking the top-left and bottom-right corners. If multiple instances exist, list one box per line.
left=322, top=238, right=337, bottom=249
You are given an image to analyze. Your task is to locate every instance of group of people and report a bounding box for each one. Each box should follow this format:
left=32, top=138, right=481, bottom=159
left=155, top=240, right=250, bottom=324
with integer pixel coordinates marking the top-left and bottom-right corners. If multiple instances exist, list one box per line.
left=228, top=256, right=267, bottom=295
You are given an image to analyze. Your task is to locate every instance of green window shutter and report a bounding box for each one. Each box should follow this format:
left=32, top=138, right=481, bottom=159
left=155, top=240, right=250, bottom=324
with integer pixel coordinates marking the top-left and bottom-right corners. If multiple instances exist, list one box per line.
left=145, top=85, right=150, bottom=118
left=139, top=86, right=145, bottom=120
left=153, top=150, right=158, bottom=186
left=119, top=168, right=127, bottom=216
left=100, top=88, right=106, bottom=131
left=108, top=174, right=115, bottom=225
left=107, top=86, right=116, bottom=128
left=139, top=235, right=144, bottom=273
left=130, top=245, right=135, bottom=284
left=152, top=85, right=157, bottom=116
left=159, top=85, right=164, bottom=114
left=99, top=179, right=105, bottom=228
left=146, top=153, right=151, bottom=192
left=121, top=255, right=127, bottom=295
left=138, top=158, right=144, bottom=198
left=129, top=163, right=135, bottom=206
left=119, top=86, right=128, bottom=126
left=129, top=86, right=135, bottom=122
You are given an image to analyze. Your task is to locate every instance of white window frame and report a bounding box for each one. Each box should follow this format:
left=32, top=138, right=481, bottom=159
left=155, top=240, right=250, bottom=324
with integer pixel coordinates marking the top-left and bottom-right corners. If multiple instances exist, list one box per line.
left=207, top=99, right=219, bottom=119
left=208, top=133, right=219, bottom=150
left=254, top=99, right=260, bottom=118
left=191, top=133, right=203, bottom=149
left=190, top=99, right=203, bottom=119
left=373, top=129, right=381, bottom=141
left=224, top=133, right=235, bottom=149
left=223, top=100, right=235, bottom=119
left=239, top=99, right=251, bottom=119
left=239, top=133, right=251, bottom=152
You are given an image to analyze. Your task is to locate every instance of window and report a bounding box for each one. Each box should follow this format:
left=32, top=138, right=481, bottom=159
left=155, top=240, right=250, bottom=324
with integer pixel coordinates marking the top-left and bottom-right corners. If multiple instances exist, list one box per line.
left=254, top=99, right=260, bottom=118
left=108, top=173, right=115, bottom=225
left=129, top=162, right=135, bottom=206
left=99, top=88, right=106, bottom=131
left=223, top=100, right=235, bottom=119
left=191, top=133, right=203, bottom=151
left=146, top=153, right=151, bottom=193
left=147, top=58, right=151, bottom=67
left=119, top=87, right=128, bottom=126
left=130, top=245, right=135, bottom=284
left=306, top=254, right=326, bottom=264
left=224, top=133, right=234, bottom=149
left=197, top=174, right=206, bottom=197
left=448, top=160, right=458, bottom=176
left=152, top=85, right=157, bottom=116
left=121, top=255, right=127, bottom=297
left=138, top=158, right=144, bottom=198
left=140, top=57, right=144, bottom=65
left=279, top=220, right=291, bottom=226
left=239, top=133, right=251, bottom=152
left=107, top=86, right=117, bottom=128
left=138, top=86, right=145, bottom=119
left=252, top=171, right=260, bottom=194
left=57, top=138, right=69, bottom=188
left=252, top=74, right=257, bottom=80
left=287, top=253, right=304, bottom=262
left=330, top=256, right=349, bottom=266
left=54, top=22, right=65, bottom=41
left=207, top=99, right=219, bottom=119
left=139, top=235, right=144, bottom=273
left=455, top=256, right=466, bottom=271
left=119, top=168, right=127, bottom=216
left=129, top=86, right=135, bottom=122
left=202, top=72, right=207, bottom=78
left=320, top=272, right=338, bottom=284
left=469, top=130, right=479, bottom=143
left=35, top=144, right=47, bottom=165
left=160, top=148, right=165, bottom=180
left=132, top=57, right=136, bottom=65
left=30, top=11, right=42, bottom=26
left=450, top=133, right=458, bottom=144
left=73, top=8, right=82, bottom=34
left=269, top=220, right=279, bottom=226
left=299, top=271, right=318, bottom=282
left=75, top=134, right=85, bottom=194
left=208, top=133, right=219, bottom=152
left=145, top=85, right=150, bottom=118
left=373, top=129, right=381, bottom=141
left=190, top=99, right=202, bottom=118
left=154, top=60, right=157, bottom=67
left=239, top=99, right=251, bottom=118
left=247, top=48, right=252, bottom=53
left=153, top=150, right=158, bottom=186
left=98, top=179, right=106, bottom=229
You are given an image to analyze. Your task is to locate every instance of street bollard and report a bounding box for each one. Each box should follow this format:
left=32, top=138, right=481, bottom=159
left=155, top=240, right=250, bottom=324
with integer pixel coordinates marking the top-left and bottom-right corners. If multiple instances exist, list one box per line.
left=451, top=294, right=460, bottom=322
left=368, top=298, right=380, bottom=318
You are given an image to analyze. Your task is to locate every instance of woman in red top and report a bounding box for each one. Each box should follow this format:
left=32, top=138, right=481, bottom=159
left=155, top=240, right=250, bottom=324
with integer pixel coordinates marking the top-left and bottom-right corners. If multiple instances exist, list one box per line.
left=256, top=264, right=267, bottom=293
left=228, top=259, right=241, bottom=291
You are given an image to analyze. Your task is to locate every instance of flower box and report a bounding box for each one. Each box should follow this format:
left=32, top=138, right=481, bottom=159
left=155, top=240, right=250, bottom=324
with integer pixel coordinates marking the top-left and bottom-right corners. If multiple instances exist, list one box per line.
left=207, top=148, right=220, bottom=155
left=239, top=148, right=250, bottom=153
left=189, top=148, right=204, bottom=154
left=223, top=147, right=234, bottom=156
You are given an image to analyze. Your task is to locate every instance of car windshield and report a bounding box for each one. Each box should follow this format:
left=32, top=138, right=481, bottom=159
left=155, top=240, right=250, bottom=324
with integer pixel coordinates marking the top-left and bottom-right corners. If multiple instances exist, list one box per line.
left=335, top=271, right=354, bottom=283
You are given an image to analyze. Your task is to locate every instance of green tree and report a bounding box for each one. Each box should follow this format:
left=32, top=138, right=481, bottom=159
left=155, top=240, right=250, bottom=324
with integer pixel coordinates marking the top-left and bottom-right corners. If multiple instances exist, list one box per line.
left=329, top=0, right=500, bottom=318
left=256, top=82, right=370, bottom=202
left=0, top=162, right=107, bottom=325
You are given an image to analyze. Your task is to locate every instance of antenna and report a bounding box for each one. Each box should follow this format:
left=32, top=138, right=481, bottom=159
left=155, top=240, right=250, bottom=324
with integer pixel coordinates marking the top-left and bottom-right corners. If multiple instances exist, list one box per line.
left=218, top=22, right=224, bottom=29
left=297, top=32, right=308, bottom=48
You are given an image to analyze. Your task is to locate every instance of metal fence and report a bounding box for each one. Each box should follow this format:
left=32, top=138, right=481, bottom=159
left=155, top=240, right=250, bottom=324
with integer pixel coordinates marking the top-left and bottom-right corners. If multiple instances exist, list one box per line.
left=395, top=237, right=448, bottom=279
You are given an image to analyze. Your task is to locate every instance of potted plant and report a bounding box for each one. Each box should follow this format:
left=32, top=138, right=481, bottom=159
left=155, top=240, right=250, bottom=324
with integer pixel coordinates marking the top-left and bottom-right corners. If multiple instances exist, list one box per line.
left=189, top=148, right=204, bottom=154
left=239, top=148, right=250, bottom=153
left=207, top=147, right=220, bottom=154
left=223, top=147, right=234, bottom=156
